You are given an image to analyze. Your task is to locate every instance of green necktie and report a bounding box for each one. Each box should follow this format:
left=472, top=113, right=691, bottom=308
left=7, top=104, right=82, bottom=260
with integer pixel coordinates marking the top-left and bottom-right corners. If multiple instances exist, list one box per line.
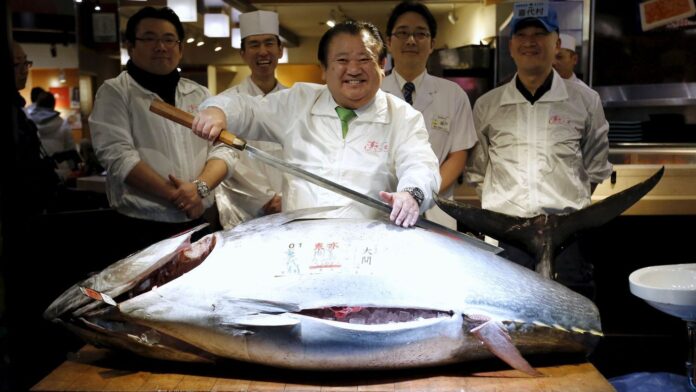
left=335, top=106, right=357, bottom=139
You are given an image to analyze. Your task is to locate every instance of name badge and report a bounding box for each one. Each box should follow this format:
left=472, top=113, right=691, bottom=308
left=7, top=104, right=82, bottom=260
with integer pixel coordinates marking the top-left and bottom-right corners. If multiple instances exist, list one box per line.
left=431, top=115, right=450, bottom=132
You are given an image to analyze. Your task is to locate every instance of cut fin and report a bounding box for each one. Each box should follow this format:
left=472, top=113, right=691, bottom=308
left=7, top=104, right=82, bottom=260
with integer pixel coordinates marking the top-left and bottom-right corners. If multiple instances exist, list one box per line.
left=80, top=287, right=117, bottom=306
left=471, top=320, right=543, bottom=377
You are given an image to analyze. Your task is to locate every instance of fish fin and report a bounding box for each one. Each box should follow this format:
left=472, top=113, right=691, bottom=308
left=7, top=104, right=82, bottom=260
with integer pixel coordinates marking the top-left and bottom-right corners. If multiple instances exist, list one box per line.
left=471, top=320, right=543, bottom=377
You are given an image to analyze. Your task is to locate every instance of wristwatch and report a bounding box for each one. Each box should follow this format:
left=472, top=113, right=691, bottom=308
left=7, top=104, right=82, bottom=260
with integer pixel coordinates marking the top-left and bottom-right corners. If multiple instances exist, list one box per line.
left=401, top=187, right=424, bottom=207
left=192, top=179, right=210, bottom=198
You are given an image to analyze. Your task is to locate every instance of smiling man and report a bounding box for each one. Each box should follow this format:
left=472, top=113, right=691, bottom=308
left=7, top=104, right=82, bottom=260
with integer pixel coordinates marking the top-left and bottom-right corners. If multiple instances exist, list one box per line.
left=465, top=2, right=611, bottom=296
left=89, top=7, right=236, bottom=253
left=214, top=10, right=285, bottom=229
left=192, top=21, right=440, bottom=227
left=382, top=1, right=477, bottom=230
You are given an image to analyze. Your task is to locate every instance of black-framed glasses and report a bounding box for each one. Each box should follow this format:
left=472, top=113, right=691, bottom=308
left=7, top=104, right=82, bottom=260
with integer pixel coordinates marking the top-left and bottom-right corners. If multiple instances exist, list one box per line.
left=391, top=30, right=431, bottom=41
left=14, top=60, right=33, bottom=69
left=134, top=37, right=181, bottom=48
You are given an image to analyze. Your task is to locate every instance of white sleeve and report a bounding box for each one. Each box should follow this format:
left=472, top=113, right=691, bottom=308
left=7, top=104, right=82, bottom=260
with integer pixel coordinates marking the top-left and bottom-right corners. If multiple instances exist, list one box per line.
left=582, top=93, right=613, bottom=183
left=394, top=109, right=442, bottom=211
left=464, top=101, right=489, bottom=196
left=89, top=83, right=141, bottom=184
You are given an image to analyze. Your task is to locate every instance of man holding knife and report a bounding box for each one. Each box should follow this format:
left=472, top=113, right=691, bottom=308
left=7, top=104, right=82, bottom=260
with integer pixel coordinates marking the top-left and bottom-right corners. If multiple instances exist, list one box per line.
left=192, top=21, right=440, bottom=228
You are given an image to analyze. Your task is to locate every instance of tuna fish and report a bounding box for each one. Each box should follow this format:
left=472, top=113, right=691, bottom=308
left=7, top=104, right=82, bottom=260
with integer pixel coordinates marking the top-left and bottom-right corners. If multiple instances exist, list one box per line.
left=45, top=206, right=601, bottom=375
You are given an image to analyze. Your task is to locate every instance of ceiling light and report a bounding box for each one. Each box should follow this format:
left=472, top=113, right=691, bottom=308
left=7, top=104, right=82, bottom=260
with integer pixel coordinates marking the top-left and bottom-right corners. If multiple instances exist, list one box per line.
left=186, top=37, right=195, bottom=44
left=167, top=0, right=197, bottom=23
left=204, top=13, right=230, bottom=37
left=448, top=5, right=458, bottom=25
left=214, top=46, right=222, bottom=52
left=326, top=19, right=336, bottom=28
left=231, top=8, right=241, bottom=24
left=231, top=27, right=241, bottom=49
left=196, top=40, right=205, bottom=47
left=120, top=48, right=129, bottom=65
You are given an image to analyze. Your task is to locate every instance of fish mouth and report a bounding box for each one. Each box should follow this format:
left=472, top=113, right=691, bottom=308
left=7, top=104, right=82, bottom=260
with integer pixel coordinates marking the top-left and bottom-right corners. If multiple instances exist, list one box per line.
left=298, top=306, right=452, bottom=325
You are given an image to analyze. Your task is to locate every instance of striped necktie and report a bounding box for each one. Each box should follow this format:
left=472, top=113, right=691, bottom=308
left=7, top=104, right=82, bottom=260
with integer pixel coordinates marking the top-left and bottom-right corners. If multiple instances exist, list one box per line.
left=335, top=106, right=357, bottom=139
left=402, top=82, right=415, bottom=105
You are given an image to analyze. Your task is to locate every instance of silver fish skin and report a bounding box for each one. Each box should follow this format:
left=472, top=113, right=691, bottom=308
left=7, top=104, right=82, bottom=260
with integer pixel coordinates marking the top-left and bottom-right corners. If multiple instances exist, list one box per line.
left=45, top=210, right=601, bottom=373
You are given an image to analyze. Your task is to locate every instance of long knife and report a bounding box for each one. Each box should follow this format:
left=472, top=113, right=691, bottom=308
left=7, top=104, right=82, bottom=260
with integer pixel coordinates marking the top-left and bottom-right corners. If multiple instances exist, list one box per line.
left=150, top=100, right=500, bottom=253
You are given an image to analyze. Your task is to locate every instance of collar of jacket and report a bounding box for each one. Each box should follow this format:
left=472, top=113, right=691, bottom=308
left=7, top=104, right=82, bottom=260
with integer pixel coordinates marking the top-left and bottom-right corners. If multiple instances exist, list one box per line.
left=500, top=70, right=569, bottom=106
left=310, top=87, right=390, bottom=125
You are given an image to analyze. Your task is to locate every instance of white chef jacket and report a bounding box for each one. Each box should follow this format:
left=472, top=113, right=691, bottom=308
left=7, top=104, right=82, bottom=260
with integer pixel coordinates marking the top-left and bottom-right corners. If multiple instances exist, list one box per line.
left=568, top=72, right=590, bottom=89
left=90, top=71, right=237, bottom=223
left=201, top=82, right=441, bottom=219
left=465, top=70, right=612, bottom=218
left=382, top=71, right=477, bottom=228
left=216, top=76, right=286, bottom=229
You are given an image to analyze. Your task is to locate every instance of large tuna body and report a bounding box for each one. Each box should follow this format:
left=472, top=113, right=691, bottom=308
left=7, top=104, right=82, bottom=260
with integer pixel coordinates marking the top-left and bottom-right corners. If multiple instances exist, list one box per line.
left=45, top=209, right=601, bottom=373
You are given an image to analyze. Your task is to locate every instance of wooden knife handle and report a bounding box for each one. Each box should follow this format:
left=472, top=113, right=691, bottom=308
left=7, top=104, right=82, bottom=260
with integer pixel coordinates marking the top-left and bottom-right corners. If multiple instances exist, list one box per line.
left=149, top=99, right=246, bottom=150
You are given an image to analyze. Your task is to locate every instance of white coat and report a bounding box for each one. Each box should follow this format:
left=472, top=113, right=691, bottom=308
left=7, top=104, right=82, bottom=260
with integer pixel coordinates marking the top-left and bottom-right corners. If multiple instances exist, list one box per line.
left=466, top=70, right=612, bottom=218
left=382, top=71, right=477, bottom=229
left=201, top=82, right=441, bottom=219
left=90, top=71, right=237, bottom=223
left=216, top=76, right=286, bottom=229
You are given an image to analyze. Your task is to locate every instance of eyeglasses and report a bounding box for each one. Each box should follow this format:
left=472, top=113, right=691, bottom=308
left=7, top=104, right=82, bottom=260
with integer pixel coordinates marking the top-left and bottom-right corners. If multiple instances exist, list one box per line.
left=134, top=37, right=181, bottom=48
left=391, top=31, right=431, bottom=41
left=14, top=60, right=33, bottom=69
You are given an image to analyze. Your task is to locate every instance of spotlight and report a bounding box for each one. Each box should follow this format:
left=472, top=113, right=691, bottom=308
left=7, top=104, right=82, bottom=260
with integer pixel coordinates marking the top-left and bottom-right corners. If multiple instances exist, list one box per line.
left=186, top=37, right=195, bottom=44
left=448, top=5, right=458, bottom=25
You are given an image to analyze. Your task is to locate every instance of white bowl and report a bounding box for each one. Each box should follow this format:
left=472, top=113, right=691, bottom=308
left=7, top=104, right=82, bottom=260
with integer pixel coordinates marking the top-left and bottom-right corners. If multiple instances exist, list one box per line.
left=629, top=263, right=696, bottom=320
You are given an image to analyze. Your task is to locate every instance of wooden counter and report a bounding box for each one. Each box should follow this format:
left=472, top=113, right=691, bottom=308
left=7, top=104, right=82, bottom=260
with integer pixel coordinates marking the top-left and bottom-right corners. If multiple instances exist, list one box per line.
left=32, top=345, right=615, bottom=392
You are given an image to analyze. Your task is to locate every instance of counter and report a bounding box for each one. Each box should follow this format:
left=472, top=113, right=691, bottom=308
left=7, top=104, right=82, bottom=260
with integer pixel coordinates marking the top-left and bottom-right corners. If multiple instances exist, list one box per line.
left=32, top=345, right=614, bottom=392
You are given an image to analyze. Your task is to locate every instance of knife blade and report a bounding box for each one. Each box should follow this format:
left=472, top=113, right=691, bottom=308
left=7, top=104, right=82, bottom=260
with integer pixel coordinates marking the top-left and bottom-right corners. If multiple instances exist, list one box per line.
left=149, top=99, right=500, bottom=253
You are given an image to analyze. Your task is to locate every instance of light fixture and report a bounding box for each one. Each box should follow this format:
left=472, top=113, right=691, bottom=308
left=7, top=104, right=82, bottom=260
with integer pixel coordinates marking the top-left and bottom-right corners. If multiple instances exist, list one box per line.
left=214, top=46, right=222, bottom=52
left=94, top=3, right=101, bottom=11
left=58, top=69, right=67, bottom=84
left=167, top=0, right=197, bottom=23
left=196, top=40, right=205, bottom=47
left=74, top=0, right=82, bottom=3
left=448, top=5, right=458, bottom=25
left=231, top=8, right=241, bottom=24
left=120, top=48, right=129, bottom=65
left=204, top=13, right=230, bottom=37
left=279, top=47, right=288, bottom=63
left=326, top=9, right=337, bottom=28
left=186, top=37, right=195, bottom=44
left=231, top=27, right=241, bottom=49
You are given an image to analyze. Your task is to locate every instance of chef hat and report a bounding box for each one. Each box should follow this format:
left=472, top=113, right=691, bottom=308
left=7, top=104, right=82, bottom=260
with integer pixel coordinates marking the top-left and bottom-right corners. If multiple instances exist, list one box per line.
left=240, top=10, right=279, bottom=39
left=559, top=33, right=576, bottom=52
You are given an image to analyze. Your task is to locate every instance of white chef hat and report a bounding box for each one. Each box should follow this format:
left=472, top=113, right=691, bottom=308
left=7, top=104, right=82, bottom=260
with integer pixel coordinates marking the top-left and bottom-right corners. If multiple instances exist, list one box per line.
left=559, top=33, right=576, bottom=52
left=240, top=10, right=279, bottom=39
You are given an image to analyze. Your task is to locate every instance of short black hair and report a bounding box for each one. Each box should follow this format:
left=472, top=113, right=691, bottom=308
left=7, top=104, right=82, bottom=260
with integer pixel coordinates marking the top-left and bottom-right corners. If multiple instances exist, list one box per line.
left=36, top=91, right=55, bottom=109
left=125, top=7, right=185, bottom=44
left=386, top=1, right=437, bottom=39
left=31, top=86, right=46, bottom=103
left=240, top=36, right=282, bottom=52
left=317, top=20, right=387, bottom=68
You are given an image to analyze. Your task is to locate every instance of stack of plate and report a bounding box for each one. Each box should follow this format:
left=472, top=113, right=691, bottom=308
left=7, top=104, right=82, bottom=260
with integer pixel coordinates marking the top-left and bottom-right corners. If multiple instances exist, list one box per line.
left=609, top=121, right=643, bottom=143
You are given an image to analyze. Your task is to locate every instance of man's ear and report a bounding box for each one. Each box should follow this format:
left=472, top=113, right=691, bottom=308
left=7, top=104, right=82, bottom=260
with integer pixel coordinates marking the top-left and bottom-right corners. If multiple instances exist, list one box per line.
left=126, top=41, right=134, bottom=57
left=321, top=65, right=326, bottom=82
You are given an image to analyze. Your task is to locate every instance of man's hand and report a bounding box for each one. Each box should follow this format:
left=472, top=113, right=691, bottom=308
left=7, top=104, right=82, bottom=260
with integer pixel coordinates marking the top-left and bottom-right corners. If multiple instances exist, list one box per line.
left=169, top=174, right=205, bottom=219
left=192, top=107, right=227, bottom=141
left=379, top=191, right=420, bottom=228
left=262, top=194, right=282, bottom=215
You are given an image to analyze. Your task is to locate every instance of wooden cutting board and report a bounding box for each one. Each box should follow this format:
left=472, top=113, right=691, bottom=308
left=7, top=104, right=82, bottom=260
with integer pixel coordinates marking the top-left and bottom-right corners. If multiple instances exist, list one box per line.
left=32, top=345, right=615, bottom=392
